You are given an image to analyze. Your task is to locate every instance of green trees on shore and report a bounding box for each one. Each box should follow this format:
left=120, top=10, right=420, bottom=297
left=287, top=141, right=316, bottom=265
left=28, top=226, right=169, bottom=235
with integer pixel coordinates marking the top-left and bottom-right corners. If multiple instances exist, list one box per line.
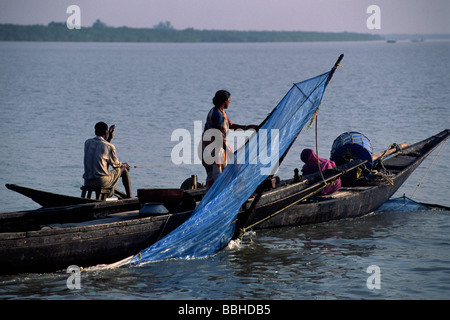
left=0, top=20, right=382, bottom=43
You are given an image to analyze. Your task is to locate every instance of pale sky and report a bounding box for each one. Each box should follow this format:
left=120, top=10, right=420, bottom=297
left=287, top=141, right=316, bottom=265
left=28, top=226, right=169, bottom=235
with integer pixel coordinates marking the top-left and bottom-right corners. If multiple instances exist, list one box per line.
left=0, top=0, right=449, bottom=34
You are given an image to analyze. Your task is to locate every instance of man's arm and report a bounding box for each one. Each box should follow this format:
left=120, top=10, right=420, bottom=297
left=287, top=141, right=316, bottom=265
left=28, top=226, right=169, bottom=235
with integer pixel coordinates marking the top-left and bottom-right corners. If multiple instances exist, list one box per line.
left=230, top=123, right=259, bottom=130
left=107, top=124, right=115, bottom=142
left=108, top=145, right=123, bottom=169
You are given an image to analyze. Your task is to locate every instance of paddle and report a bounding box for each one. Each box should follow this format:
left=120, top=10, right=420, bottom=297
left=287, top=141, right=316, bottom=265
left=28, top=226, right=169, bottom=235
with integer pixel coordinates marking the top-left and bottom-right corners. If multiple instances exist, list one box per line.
left=373, top=142, right=408, bottom=162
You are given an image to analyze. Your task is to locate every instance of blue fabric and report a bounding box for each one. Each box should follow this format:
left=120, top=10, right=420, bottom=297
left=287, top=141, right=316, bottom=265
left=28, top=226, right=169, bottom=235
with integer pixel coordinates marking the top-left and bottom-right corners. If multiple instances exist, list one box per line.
left=375, top=197, right=429, bottom=212
left=130, top=70, right=332, bottom=265
left=210, top=108, right=225, bottom=128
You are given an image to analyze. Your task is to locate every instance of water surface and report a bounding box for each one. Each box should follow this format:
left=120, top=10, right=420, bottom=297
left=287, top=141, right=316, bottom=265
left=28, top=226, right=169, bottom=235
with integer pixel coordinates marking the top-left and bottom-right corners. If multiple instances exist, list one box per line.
left=0, top=40, right=449, bottom=300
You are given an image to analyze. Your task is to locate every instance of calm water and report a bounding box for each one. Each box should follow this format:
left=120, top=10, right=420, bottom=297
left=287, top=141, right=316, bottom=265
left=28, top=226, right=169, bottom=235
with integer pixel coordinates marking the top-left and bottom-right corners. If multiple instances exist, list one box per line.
left=0, top=40, right=449, bottom=300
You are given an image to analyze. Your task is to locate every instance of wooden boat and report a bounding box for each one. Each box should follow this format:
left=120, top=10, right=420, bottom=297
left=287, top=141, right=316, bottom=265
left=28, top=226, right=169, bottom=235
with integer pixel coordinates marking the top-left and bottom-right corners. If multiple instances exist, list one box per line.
left=1, top=129, right=448, bottom=274
left=4, top=183, right=135, bottom=208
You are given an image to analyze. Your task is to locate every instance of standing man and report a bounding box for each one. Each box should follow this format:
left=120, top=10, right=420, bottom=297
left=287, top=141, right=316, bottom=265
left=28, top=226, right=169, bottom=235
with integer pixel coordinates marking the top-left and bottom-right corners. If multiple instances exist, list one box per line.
left=83, top=122, right=132, bottom=198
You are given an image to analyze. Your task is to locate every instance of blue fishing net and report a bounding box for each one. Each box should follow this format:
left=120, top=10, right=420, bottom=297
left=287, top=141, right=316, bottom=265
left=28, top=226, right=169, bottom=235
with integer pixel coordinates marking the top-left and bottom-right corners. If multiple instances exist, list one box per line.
left=130, top=70, right=333, bottom=265
left=375, top=197, right=429, bottom=212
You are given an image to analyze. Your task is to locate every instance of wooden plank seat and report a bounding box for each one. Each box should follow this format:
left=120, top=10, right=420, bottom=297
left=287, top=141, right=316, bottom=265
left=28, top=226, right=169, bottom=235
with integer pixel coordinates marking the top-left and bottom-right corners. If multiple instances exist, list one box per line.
left=80, top=186, right=112, bottom=201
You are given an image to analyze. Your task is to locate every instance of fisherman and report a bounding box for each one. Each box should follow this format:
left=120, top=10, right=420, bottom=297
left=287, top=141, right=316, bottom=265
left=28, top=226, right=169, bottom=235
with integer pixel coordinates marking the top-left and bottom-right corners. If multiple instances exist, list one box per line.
left=300, top=148, right=341, bottom=195
left=83, top=122, right=132, bottom=198
left=202, top=90, right=258, bottom=188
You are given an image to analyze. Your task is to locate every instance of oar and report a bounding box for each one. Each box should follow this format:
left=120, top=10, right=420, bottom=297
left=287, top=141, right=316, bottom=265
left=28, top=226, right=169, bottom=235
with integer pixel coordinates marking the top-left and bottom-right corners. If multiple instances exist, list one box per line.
left=373, top=142, right=408, bottom=161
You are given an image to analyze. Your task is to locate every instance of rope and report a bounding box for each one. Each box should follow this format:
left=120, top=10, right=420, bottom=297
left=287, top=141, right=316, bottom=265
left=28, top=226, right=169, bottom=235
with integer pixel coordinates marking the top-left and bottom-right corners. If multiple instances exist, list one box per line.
left=410, top=138, right=447, bottom=198
left=156, top=214, right=172, bottom=242
left=238, top=182, right=330, bottom=239
left=314, top=114, right=328, bottom=186
left=376, top=143, right=398, bottom=162
left=377, top=160, right=395, bottom=185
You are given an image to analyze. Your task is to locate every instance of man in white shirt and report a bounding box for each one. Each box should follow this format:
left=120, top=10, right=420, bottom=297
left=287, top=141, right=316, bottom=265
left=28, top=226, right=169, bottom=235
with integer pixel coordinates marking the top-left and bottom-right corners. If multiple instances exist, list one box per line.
left=83, top=122, right=132, bottom=198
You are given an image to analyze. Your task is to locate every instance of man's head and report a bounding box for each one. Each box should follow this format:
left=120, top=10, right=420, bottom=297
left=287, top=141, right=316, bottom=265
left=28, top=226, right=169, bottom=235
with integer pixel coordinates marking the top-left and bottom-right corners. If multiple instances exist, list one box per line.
left=213, top=90, right=231, bottom=108
left=95, top=121, right=109, bottom=137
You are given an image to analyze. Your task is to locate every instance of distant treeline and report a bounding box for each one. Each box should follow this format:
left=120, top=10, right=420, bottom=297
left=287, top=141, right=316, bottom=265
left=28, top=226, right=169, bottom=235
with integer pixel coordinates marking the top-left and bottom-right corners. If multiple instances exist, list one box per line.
left=0, top=22, right=383, bottom=43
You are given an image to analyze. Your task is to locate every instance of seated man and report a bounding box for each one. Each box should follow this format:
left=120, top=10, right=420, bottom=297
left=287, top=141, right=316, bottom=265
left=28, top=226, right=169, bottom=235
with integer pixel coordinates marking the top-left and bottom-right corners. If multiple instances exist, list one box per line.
left=300, top=148, right=341, bottom=195
left=83, top=122, right=132, bottom=198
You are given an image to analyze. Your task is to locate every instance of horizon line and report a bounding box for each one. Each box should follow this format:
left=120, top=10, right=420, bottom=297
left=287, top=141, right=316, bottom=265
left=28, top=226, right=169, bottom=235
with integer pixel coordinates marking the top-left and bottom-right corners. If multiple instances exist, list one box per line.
left=2, top=22, right=449, bottom=37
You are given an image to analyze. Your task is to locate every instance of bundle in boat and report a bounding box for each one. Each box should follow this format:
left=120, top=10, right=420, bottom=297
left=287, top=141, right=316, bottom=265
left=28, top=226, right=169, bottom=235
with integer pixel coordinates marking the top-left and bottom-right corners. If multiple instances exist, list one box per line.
left=330, top=131, right=373, bottom=178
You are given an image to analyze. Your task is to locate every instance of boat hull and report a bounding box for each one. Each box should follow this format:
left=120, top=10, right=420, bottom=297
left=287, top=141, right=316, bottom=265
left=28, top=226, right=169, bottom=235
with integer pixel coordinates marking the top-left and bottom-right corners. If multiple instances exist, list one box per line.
left=0, top=211, right=191, bottom=274
left=1, top=129, right=448, bottom=274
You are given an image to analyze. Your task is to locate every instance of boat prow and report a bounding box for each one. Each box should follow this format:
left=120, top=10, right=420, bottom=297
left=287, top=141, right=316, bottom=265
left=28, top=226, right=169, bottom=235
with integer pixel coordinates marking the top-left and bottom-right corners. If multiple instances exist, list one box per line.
left=5, top=183, right=101, bottom=208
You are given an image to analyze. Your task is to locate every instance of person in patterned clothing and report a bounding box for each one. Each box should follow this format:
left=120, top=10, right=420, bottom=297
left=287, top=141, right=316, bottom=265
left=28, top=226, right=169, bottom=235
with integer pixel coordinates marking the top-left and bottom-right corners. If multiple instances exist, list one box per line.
left=201, top=90, right=258, bottom=188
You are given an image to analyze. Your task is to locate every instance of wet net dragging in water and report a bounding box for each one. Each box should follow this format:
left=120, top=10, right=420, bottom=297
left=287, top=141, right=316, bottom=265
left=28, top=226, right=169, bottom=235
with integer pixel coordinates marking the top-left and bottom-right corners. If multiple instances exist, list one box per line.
left=129, top=60, right=341, bottom=265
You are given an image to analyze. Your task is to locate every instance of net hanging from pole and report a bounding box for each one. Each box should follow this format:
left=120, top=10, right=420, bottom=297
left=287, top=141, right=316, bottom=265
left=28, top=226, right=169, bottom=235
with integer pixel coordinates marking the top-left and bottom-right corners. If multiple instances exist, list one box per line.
left=130, top=60, right=340, bottom=265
